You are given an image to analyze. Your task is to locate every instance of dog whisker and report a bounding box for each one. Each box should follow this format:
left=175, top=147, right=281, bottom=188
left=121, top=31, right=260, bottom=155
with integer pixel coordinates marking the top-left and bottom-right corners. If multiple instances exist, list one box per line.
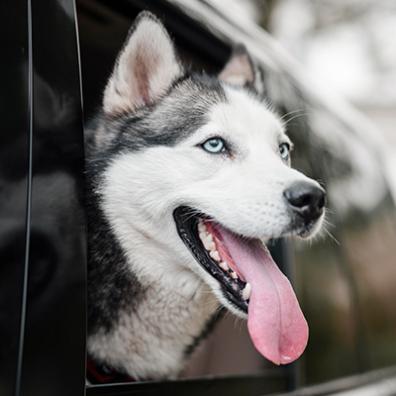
left=324, top=207, right=336, bottom=216
left=322, top=215, right=336, bottom=229
left=284, top=113, right=309, bottom=127
left=320, top=217, right=340, bottom=246
left=280, top=109, right=310, bottom=126
left=279, top=108, right=306, bottom=121
left=323, top=228, right=341, bottom=246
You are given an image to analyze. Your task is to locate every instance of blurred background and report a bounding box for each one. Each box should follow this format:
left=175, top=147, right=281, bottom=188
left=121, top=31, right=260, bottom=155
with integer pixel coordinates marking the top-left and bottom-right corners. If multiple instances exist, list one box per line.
left=251, top=0, right=396, bottom=385
left=77, top=0, right=396, bottom=389
left=228, top=0, right=396, bottom=150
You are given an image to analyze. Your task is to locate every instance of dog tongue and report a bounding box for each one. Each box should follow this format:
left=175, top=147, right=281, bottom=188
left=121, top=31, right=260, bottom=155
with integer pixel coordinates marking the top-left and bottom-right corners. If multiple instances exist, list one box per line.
left=219, top=227, right=308, bottom=365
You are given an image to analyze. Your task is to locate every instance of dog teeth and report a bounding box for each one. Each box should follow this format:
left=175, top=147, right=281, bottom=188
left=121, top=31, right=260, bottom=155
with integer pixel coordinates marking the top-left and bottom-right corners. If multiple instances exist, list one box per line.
left=197, top=221, right=206, bottom=233
left=242, top=283, right=251, bottom=300
left=199, top=231, right=207, bottom=242
left=209, top=250, right=220, bottom=262
left=199, top=230, right=208, bottom=238
left=230, top=271, right=238, bottom=279
left=202, top=238, right=215, bottom=251
left=199, top=228, right=216, bottom=252
left=198, top=224, right=239, bottom=280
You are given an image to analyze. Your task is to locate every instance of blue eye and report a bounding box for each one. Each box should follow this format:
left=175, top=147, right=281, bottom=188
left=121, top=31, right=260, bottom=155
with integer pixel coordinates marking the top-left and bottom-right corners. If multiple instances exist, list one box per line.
left=202, top=137, right=226, bottom=154
left=279, top=142, right=291, bottom=161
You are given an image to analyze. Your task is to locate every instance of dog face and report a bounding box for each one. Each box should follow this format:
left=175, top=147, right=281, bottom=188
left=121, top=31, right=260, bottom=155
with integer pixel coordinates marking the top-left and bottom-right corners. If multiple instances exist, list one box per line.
left=94, top=12, right=325, bottom=365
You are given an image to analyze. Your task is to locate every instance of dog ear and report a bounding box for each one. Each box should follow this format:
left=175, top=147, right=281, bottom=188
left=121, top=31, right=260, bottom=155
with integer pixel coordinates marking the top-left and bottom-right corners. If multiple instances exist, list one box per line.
left=103, top=12, right=183, bottom=115
left=219, top=44, right=265, bottom=95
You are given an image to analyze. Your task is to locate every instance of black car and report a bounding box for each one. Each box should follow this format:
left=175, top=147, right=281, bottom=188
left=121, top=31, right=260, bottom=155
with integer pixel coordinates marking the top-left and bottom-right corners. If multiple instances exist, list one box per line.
left=2, top=0, right=396, bottom=395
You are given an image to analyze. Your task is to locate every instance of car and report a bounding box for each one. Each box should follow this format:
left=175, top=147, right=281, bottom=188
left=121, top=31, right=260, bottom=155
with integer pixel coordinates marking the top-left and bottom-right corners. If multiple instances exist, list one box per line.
left=1, top=0, right=396, bottom=395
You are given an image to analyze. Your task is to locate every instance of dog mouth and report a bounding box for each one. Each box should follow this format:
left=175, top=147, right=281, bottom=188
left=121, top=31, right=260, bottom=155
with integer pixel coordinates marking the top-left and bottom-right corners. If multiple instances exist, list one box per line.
left=173, top=207, right=250, bottom=313
left=173, top=206, right=309, bottom=365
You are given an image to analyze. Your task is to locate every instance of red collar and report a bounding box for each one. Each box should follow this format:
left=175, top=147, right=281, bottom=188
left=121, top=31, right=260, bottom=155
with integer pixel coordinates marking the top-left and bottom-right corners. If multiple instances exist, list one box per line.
left=87, top=356, right=135, bottom=384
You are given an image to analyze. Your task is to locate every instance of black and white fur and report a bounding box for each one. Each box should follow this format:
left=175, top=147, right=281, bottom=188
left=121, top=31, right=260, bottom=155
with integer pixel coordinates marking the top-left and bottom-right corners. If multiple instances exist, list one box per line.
left=86, top=12, right=324, bottom=379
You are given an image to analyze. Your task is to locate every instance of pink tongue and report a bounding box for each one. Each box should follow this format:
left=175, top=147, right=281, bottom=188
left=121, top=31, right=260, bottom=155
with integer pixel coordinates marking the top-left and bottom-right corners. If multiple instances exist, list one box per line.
left=219, top=228, right=308, bottom=365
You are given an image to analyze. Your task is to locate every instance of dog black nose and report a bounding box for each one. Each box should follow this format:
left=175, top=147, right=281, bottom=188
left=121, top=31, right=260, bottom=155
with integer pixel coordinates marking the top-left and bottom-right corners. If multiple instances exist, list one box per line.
left=283, top=181, right=326, bottom=222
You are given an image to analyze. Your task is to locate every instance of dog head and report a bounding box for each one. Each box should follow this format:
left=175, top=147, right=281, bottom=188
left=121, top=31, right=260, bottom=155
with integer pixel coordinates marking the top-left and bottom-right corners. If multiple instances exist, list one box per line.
left=93, top=12, right=326, bottom=365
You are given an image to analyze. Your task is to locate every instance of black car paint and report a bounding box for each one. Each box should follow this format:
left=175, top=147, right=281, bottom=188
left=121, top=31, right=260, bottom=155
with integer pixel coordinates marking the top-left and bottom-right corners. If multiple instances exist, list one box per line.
left=0, top=0, right=86, bottom=394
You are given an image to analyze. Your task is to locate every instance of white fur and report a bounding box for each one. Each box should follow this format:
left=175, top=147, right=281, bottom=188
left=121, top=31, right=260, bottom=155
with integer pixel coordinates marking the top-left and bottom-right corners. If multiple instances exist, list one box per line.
left=88, top=280, right=218, bottom=379
left=101, top=83, right=323, bottom=280
left=89, top=84, right=324, bottom=378
left=89, top=13, right=324, bottom=378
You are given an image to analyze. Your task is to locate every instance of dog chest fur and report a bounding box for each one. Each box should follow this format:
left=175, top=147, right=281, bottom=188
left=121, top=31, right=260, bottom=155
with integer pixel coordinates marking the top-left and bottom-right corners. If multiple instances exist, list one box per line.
left=88, top=270, right=218, bottom=379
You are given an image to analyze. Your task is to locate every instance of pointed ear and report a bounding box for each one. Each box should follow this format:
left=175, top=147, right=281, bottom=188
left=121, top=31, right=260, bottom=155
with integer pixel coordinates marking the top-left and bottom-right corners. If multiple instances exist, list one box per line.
left=219, top=44, right=265, bottom=95
left=103, top=12, right=183, bottom=115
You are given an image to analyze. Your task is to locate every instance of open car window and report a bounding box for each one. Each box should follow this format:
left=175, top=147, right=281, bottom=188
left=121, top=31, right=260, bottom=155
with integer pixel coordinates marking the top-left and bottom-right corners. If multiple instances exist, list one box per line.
left=1, top=0, right=395, bottom=395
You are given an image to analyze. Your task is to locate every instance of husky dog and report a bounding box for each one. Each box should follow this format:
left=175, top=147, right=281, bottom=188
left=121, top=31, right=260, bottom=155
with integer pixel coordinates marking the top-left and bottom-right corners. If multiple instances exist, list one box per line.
left=86, top=11, right=326, bottom=380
